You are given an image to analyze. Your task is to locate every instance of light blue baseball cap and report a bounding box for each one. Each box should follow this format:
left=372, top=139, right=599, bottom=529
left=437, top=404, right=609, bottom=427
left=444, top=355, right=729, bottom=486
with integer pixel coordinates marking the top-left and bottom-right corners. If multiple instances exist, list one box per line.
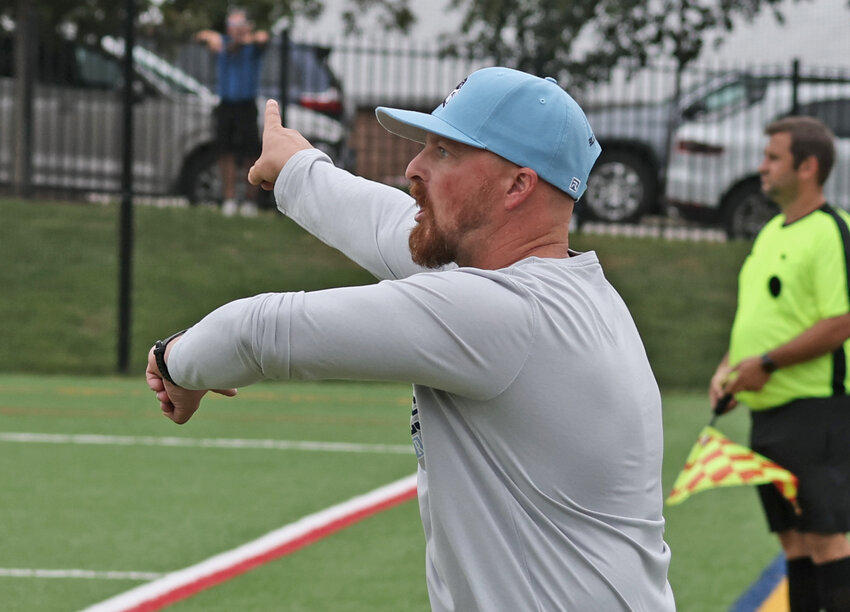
left=375, top=67, right=602, bottom=200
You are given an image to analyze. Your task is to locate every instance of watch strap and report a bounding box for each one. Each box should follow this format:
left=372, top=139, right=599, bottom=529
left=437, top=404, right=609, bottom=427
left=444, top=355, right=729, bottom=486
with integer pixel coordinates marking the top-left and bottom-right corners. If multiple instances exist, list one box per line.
left=760, top=353, right=779, bottom=374
left=154, top=329, right=187, bottom=385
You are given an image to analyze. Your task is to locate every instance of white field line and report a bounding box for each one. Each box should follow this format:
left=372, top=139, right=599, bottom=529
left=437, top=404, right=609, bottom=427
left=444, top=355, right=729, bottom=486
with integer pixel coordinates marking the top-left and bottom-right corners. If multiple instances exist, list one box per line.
left=0, top=432, right=412, bottom=455
left=0, top=569, right=162, bottom=581
left=78, top=473, right=419, bottom=612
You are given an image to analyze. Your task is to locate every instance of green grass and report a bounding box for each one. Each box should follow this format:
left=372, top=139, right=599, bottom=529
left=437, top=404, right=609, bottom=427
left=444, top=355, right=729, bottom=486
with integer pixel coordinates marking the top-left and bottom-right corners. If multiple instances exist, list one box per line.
left=0, top=197, right=751, bottom=389
left=1, top=197, right=773, bottom=609
left=571, top=233, right=751, bottom=389
left=0, top=375, right=425, bottom=612
left=0, top=375, right=781, bottom=611
left=0, top=198, right=376, bottom=375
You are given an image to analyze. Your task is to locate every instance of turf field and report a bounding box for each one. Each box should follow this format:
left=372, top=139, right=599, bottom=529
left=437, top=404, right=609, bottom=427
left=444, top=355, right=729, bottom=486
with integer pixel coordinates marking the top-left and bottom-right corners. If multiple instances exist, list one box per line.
left=0, top=374, right=782, bottom=611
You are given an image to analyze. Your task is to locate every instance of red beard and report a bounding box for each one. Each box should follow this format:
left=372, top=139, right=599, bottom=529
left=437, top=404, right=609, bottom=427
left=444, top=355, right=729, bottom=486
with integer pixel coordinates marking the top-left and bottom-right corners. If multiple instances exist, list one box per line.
left=408, top=181, right=457, bottom=268
left=407, top=179, right=494, bottom=268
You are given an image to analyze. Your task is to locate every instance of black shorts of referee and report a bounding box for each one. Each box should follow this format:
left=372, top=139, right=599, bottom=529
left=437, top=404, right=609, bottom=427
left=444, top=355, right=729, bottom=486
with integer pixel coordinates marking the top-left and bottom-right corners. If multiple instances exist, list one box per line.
left=751, top=395, right=850, bottom=533
left=214, top=100, right=261, bottom=164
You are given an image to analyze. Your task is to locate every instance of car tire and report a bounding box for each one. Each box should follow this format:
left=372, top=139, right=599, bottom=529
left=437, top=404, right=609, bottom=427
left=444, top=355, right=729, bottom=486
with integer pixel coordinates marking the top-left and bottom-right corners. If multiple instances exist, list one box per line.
left=582, top=149, right=657, bottom=223
left=722, top=179, right=778, bottom=239
left=183, top=148, right=221, bottom=206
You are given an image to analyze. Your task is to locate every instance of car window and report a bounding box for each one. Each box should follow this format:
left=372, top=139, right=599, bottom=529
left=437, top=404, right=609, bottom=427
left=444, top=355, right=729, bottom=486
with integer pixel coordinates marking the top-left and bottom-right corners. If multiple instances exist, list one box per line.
left=702, top=82, right=749, bottom=113
left=797, top=99, right=850, bottom=138
left=127, top=42, right=209, bottom=96
left=260, top=41, right=335, bottom=98
left=138, top=62, right=201, bottom=96
left=291, top=44, right=333, bottom=92
left=682, top=76, right=769, bottom=119
left=75, top=46, right=124, bottom=90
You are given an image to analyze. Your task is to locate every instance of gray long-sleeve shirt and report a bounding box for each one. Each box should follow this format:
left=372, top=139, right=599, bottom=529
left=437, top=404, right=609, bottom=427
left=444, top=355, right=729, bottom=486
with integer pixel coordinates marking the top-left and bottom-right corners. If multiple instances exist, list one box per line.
left=168, top=149, right=675, bottom=611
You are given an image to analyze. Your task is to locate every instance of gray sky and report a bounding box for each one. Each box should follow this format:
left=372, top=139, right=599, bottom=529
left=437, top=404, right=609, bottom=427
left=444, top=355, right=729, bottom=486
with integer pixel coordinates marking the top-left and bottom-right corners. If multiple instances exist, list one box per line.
left=296, top=0, right=850, bottom=68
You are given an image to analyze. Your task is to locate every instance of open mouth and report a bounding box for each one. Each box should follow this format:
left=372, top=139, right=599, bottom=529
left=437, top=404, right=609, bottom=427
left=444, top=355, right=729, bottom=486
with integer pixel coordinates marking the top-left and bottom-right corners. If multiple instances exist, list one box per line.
left=410, top=185, right=428, bottom=223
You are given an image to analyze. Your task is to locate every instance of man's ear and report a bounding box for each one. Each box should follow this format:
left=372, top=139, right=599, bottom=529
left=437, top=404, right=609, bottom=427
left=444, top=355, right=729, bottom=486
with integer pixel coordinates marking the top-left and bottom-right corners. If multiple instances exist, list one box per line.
left=505, top=168, right=538, bottom=211
left=798, top=155, right=820, bottom=182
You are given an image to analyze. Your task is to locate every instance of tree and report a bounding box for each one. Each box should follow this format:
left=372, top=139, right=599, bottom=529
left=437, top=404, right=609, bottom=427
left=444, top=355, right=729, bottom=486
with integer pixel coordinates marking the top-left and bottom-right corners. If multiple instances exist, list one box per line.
left=443, top=0, right=796, bottom=87
left=441, top=0, right=597, bottom=79
left=1, top=0, right=413, bottom=40
left=588, top=0, right=788, bottom=81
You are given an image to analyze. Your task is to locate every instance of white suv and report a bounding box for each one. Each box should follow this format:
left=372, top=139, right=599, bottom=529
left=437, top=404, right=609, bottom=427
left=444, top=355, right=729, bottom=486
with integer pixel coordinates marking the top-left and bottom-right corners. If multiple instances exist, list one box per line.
left=664, top=73, right=850, bottom=238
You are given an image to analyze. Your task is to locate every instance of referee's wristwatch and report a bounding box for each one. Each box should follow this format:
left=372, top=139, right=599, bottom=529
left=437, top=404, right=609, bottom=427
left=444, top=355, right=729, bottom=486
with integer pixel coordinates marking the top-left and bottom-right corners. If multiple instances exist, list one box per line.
left=760, top=353, right=779, bottom=374
left=153, top=329, right=187, bottom=385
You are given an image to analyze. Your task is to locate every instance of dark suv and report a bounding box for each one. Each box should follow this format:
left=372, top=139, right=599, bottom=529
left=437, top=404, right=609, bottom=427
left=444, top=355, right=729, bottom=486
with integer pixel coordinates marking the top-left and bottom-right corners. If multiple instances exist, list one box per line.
left=581, top=72, right=769, bottom=223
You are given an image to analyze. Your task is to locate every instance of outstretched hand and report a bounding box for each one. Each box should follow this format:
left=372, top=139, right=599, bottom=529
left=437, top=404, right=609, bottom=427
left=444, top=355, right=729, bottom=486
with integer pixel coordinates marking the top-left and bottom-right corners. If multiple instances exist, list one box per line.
left=248, top=99, right=314, bottom=191
left=146, top=345, right=237, bottom=425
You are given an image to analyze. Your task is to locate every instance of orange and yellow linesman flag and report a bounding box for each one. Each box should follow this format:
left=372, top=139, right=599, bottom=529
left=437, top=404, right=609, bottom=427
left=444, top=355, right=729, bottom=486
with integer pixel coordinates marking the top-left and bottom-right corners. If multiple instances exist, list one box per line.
left=666, top=426, right=799, bottom=511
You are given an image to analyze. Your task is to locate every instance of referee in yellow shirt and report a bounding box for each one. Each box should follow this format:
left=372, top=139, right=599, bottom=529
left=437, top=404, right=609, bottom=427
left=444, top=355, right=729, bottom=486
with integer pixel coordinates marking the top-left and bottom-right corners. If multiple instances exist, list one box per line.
left=710, top=116, right=850, bottom=612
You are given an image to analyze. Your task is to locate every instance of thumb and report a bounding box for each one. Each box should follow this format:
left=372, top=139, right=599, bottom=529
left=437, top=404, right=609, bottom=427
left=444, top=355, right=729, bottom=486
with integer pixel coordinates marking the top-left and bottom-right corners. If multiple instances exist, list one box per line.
left=212, top=388, right=238, bottom=397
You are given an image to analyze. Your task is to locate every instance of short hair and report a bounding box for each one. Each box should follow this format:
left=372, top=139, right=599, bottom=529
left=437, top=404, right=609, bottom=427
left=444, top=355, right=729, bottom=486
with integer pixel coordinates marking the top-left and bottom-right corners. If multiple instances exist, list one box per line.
left=226, top=7, right=249, bottom=23
left=765, top=116, right=836, bottom=185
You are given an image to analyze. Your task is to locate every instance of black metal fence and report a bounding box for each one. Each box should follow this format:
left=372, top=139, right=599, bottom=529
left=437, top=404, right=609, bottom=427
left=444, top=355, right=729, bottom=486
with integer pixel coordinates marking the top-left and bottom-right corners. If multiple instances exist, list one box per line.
left=3, top=28, right=850, bottom=236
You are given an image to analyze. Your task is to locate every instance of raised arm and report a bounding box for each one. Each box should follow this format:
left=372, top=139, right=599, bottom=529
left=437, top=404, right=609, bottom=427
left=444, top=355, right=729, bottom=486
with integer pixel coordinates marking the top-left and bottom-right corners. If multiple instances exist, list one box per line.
left=194, top=30, right=223, bottom=53
left=250, top=100, right=448, bottom=280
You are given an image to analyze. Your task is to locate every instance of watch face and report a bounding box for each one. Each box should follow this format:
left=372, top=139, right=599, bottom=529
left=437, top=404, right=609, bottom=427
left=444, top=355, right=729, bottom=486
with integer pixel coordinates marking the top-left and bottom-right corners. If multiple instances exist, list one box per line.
left=761, top=355, right=778, bottom=373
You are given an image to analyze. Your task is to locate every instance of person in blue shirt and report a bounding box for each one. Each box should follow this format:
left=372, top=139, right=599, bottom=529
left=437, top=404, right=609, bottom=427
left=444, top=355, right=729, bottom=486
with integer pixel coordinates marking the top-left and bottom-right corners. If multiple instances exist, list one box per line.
left=196, top=8, right=269, bottom=217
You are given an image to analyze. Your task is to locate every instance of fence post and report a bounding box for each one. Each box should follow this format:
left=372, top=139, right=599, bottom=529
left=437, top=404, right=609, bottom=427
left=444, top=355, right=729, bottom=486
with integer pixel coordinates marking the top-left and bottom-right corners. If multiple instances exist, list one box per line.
left=279, top=27, right=289, bottom=127
left=12, top=0, right=35, bottom=198
left=117, top=0, right=136, bottom=374
left=791, top=58, right=800, bottom=115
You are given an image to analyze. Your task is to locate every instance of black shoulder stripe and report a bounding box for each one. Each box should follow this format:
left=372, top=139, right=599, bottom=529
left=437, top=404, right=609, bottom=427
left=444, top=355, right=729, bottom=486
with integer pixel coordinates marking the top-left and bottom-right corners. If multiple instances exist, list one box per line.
left=820, top=204, right=850, bottom=395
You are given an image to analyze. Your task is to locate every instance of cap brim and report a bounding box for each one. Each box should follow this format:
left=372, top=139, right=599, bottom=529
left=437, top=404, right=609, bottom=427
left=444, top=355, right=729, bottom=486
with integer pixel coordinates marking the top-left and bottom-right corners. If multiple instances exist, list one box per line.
left=375, top=107, right=485, bottom=149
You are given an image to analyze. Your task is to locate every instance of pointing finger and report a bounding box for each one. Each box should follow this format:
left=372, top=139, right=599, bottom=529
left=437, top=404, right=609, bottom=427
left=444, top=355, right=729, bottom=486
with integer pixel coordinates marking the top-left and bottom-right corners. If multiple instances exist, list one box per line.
left=264, top=99, right=281, bottom=130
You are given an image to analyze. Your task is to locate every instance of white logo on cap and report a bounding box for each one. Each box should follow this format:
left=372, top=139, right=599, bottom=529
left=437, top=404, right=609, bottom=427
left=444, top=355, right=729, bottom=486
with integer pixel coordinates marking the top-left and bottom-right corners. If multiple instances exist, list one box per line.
left=442, top=77, right=468, bottom=107
left=570, top=177, right=582, bottom=192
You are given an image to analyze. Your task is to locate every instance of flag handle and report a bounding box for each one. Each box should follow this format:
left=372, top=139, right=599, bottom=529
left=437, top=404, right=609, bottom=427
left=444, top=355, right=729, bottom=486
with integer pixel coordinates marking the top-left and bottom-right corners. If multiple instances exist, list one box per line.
left=709, top=394, right=733, bottom=427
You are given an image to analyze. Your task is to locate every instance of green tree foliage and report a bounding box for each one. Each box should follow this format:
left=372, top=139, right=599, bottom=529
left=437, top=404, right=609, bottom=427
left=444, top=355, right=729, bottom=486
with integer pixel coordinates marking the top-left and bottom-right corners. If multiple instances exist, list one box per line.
left=150, top=0, right=325, bottom=36
left=442, top=0, right=596, bottom=77
left=588, top=0, right=787, bottom=77
left=2, top=0, right=413, bottom=40
left=339, top=0, right=416, bottom=34
left=443, top=0, right=798, bottom=85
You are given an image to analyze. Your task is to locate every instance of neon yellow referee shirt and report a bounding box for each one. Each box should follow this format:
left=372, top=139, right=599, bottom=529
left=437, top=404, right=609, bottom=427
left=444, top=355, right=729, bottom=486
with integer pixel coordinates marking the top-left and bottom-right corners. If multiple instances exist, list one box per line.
left=729, top=204, right=850, bottom=410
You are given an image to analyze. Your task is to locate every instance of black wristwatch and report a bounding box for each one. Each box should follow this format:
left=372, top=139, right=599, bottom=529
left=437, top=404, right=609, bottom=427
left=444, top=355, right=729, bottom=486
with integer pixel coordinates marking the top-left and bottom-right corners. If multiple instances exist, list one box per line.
left=760, top=353, right=779, bottom=374
left=153, top=329, right=187, bottom=385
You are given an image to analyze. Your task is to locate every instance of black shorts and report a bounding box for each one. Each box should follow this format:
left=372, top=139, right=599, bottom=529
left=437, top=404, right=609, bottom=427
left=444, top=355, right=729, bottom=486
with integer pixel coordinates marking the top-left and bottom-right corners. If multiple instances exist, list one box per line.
left=215, top=101, right=261, bottom=161
left=750, top=395, right=850, bottom=533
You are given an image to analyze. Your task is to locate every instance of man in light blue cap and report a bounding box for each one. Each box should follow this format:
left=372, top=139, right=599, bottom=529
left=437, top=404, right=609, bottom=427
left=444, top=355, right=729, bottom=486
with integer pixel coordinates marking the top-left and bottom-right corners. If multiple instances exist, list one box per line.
left=148, top=67, right=675, bottom=611
left=376, top=67, right=600, bottom=203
